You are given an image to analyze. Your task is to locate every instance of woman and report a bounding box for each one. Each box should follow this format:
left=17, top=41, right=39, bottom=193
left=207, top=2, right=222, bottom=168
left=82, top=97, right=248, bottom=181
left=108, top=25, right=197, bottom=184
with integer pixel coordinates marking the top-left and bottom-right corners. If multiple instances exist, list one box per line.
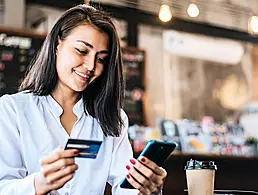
left=0, top=4, right=166, bottom=195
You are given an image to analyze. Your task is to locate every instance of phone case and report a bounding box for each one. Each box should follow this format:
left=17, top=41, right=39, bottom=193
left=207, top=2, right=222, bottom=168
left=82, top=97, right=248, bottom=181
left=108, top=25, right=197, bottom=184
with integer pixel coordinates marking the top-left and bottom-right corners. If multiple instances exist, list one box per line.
left=120, top=140, right=177, bottom=189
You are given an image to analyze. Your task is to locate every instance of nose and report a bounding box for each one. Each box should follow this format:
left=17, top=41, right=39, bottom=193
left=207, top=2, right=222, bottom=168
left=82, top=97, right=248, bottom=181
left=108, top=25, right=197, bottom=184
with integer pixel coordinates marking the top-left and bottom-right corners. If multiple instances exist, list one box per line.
left=82, top=55, right=95, bottom=72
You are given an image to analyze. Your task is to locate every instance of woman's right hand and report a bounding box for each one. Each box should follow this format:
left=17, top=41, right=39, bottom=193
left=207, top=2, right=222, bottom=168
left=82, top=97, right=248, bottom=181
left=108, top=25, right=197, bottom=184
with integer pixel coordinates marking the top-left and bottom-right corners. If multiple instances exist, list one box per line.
left=34, top=147, right=79, bottom=195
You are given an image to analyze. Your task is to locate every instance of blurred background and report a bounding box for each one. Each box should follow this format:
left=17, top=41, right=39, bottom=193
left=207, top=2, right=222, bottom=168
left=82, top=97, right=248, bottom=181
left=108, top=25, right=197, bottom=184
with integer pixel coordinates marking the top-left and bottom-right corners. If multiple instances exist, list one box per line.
left=3, top=0, right=258, bottom=194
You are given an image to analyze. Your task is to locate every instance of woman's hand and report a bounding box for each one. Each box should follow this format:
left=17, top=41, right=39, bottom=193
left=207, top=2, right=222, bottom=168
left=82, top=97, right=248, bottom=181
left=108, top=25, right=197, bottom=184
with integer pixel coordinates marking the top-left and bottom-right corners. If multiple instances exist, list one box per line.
left=34, top=147, right=79, bottom=195
left=125, top=157, right=167, bottom=195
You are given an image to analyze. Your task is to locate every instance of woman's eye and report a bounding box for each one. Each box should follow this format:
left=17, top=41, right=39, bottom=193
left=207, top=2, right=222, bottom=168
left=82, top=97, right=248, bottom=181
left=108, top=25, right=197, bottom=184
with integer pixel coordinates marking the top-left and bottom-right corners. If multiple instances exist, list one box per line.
left=75, top=48, right=88, bottom=55
left=97, top=57, right=106, bottom=64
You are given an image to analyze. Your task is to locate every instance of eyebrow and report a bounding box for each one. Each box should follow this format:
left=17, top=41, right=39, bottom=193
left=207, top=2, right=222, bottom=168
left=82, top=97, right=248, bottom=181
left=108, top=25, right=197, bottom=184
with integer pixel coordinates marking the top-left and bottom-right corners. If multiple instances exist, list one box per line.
left=76, top=40, right=109, bottom=54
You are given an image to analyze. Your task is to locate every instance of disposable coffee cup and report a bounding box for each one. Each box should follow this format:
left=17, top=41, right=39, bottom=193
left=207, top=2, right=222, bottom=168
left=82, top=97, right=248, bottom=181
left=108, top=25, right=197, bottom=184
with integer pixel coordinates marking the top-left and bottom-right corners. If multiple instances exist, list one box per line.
left=185, top=159, right=217, bottom=195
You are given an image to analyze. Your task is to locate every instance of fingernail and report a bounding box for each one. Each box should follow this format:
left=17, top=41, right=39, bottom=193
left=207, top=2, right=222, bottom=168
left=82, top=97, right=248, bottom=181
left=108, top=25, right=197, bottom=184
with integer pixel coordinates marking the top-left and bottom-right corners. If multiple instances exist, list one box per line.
left=126, top=174, right=130, bottom=179
left=130, top=159, right=136, bottom=165
left=74, top=150, right=79, bottom=155
left=126, top=165, right=130, bottom=170
left=141, top=157, right=146, bottom=162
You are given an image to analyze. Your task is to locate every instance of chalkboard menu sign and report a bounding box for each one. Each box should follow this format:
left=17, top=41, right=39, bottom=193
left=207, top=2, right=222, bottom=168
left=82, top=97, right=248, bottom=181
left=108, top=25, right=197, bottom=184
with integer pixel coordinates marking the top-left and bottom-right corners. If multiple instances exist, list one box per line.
left=0, top=28, right=45, bottom=96
left=122, top=48, right=146, bottom=126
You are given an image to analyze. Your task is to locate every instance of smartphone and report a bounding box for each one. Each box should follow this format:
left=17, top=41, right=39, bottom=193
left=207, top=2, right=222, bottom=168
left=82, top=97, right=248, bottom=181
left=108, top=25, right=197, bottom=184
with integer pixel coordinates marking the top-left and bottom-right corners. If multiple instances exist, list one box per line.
left=65, top=138, right=102, bottom=159
left=120, top=140, right=177, bottom=189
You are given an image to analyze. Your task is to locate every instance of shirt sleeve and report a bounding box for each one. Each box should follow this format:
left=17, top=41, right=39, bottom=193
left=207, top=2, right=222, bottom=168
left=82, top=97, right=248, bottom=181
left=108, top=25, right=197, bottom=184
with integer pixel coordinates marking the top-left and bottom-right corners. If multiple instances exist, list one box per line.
left=0, top=95, right=37, bottom=195
left=107, top=110, right=139, bottom=195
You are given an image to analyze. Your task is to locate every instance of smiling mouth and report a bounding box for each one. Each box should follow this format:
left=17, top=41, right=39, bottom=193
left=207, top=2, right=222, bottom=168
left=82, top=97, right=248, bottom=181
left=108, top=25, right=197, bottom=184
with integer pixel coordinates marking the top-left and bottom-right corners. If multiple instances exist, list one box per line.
left=74, top=70, right=90, bottom=79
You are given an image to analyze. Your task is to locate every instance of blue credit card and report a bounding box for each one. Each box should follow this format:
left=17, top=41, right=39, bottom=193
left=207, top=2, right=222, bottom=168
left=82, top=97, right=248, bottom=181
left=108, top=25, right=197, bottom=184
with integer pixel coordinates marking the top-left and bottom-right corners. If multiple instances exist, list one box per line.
left=65, top=139, right=102, bottom=159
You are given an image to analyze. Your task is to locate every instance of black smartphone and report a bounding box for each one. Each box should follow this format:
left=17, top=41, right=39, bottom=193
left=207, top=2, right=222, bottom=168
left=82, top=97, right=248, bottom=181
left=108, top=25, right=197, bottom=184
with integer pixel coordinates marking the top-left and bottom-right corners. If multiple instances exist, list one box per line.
left=120, top=140, right=177, bottom=189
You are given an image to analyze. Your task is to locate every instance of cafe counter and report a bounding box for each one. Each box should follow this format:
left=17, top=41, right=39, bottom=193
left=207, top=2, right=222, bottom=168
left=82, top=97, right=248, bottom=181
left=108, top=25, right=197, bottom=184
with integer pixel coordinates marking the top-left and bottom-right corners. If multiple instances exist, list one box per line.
left=162, top=153, right=258, bottom=194
left=105, top=153, right=258, bottom=194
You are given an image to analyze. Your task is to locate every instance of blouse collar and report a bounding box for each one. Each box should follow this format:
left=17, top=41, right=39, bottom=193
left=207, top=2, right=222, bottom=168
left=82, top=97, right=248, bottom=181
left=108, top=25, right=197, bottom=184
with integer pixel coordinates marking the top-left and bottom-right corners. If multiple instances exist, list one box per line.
left=45, top=95, right=84, bottom=118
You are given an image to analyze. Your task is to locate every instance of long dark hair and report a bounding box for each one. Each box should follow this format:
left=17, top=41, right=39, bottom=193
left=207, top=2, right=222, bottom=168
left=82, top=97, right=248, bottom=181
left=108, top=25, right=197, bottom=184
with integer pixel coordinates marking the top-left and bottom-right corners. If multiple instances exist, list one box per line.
left=19, top=5, right=125, bottom=137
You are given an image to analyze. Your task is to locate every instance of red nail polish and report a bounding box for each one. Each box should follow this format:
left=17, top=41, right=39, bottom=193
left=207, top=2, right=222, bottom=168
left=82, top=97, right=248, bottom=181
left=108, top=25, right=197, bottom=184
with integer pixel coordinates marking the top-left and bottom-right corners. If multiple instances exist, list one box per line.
left=126, top=165, right=130, bottom=170
left=74, top=150, right=79, bottom=154
left=126, top=174, right=130, bottom=179
left=130, top=159, right=136, bottom=165
left=141, top=157, right=146, bottom=162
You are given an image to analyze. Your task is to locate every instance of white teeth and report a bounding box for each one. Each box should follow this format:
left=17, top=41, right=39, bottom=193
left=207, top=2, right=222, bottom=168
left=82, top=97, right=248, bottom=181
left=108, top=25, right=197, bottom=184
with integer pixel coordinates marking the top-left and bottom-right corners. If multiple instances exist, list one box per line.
left=74, top=70, right=89, bottom=78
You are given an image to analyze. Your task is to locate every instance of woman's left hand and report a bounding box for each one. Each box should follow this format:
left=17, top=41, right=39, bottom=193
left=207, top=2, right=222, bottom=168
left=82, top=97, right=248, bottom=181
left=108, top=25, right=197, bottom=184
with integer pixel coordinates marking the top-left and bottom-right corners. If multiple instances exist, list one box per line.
left=125, top=157, right=167, bottom=195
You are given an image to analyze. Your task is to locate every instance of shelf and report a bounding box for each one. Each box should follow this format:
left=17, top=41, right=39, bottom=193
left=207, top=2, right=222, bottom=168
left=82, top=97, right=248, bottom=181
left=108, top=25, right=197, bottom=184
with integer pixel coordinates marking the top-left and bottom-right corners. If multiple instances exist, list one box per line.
left=171, top=152, right=258, bottom=161
left=134, top=150, right=258, bottom=161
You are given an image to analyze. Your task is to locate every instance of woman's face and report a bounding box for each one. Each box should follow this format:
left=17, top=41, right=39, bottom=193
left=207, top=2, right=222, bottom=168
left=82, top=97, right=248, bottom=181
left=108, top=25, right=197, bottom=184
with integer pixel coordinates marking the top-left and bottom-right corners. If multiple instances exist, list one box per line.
left=55, top=24, right=109, bottom=93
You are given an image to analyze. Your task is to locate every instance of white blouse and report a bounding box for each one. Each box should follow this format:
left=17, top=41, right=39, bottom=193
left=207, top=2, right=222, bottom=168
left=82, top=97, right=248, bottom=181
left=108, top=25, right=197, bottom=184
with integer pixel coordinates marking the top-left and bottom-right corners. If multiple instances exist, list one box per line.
left=0, top=92, right=138, bottom=195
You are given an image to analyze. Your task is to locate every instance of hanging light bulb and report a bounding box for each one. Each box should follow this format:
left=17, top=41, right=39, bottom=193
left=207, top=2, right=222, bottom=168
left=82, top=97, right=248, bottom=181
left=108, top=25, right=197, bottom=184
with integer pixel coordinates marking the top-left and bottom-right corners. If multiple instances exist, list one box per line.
left=187, top=3, right=199, bottom=17
left=248, top=0, right=258, bottom=35
left=248, top=15, right=258, bottom=34
left=159, top=4, right=172, bottom=22
left=84, top=0, right=90, bottom=4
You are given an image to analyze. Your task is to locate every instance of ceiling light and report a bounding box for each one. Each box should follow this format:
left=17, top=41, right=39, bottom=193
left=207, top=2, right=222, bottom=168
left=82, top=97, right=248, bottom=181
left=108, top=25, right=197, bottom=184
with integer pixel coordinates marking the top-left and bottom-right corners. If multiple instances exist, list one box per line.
left=84, top=0, right=90, bottom=4
left=248, top=15, right=258, bottom=34
left=187, top=3, right=199, bottom=18
left=159, top=4, right=172, bottom=22
left=248, top=0, right=258, bottom=35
